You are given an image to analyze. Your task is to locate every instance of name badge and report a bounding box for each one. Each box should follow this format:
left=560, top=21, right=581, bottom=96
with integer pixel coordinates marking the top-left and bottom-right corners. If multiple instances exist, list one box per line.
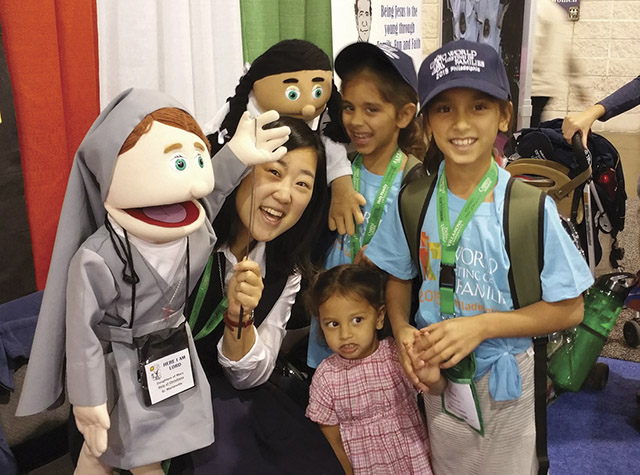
left=441, top=353, right=485, bottom=436
left=144, top=348, right=195, bottom=405
left=135, top=321, right=196, bottom=406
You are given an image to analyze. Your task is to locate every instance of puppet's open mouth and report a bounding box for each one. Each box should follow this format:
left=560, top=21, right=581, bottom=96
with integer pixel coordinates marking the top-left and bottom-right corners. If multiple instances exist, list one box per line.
left=125, top=201, right=200, bottom=227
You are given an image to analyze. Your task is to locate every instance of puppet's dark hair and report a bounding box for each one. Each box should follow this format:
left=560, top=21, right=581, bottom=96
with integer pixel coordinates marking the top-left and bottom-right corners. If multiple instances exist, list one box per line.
left=322, top=82, right=349, bottom=143
left=211, top=39, right=348, bottom=152
left=213, top=116, right=328, bottom=279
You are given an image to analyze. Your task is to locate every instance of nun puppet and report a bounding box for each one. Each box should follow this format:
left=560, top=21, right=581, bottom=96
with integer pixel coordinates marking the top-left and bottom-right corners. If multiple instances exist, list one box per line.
left=207, top=39, right=365, bottom=236
left=16, top=88, right=288, bottom=474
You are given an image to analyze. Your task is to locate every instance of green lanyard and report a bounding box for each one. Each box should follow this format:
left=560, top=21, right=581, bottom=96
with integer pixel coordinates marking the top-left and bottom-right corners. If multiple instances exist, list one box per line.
left=350, top=147, right=404, bottom=260
left=436, top=160, right=498, bottom=318
left=188, top=253, right=228, bottom=341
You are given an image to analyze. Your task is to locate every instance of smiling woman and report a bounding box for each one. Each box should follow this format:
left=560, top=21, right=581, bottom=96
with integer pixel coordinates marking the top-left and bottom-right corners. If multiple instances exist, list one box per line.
left=170, top=117, right=343, bottom=474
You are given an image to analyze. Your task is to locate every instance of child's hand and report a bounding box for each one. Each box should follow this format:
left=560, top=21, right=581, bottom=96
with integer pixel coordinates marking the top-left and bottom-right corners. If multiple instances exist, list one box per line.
left=414, top=316, right=485, bottom=369
left=405, top=339, right=441, bottom=393
left=393, top=324, right=421, bottom=387
left=328, top=175, right=365, bottom=235
left=227, top=258, right=264, bottom=321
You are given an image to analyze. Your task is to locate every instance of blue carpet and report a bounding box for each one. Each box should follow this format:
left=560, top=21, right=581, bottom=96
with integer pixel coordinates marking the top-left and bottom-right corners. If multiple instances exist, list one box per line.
left=548, top=357, right=640, bottom=474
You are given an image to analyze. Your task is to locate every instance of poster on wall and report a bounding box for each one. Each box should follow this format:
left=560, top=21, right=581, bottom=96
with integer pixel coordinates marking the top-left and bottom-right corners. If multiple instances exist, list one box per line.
left=331, top=0, right=422, bottom=71
left=0, top=19, right=37, bottom=303
left=441, top=0, right=524, bottom=117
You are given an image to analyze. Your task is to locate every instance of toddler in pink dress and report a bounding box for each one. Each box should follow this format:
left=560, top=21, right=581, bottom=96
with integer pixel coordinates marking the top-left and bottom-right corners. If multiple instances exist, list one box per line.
left=306, top=264, right=440, bottom=474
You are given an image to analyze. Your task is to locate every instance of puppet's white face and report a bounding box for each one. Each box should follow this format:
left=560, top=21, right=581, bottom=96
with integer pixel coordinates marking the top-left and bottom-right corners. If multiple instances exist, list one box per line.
left=253, top=69, right=333, bottom=121
left=104, top=121, right=214, bottom=244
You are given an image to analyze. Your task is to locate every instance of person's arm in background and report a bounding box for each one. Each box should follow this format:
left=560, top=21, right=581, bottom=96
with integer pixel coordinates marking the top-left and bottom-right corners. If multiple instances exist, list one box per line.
left=563, top=75, right=640, bottom=147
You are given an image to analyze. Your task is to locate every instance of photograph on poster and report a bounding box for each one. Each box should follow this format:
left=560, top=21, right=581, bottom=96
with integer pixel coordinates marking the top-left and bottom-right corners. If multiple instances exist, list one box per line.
left=333, top=0, right=422, bottom=70
left=442, top=0, right=524, bottom=115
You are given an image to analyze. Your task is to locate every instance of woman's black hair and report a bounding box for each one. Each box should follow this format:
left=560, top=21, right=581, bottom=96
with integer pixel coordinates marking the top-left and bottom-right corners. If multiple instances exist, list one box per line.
left=213, top=116, right=328, bottom=279
left=211, top=39, right=348, bottom=153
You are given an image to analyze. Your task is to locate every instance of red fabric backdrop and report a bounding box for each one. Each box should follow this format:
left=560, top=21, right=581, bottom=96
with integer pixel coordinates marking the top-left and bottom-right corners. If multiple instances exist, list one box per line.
left=0, top=0, right=99, bottom=289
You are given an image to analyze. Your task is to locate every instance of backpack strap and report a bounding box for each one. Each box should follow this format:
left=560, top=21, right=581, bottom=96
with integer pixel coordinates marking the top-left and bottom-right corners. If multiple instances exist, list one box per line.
left=398, top=172, right=437, bottom=277
left=503, top=177, right=548, bottom=475
left=504, top=178, right=545, bottom=307
left=402, top=154, right=424, bottom=185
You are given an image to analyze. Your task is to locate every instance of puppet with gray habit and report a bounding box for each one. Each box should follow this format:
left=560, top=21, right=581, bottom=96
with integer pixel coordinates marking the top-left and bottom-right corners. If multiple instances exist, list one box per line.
left=207, top=39, right=365, bottom=236
left=16, top=88, right=288, bottom=474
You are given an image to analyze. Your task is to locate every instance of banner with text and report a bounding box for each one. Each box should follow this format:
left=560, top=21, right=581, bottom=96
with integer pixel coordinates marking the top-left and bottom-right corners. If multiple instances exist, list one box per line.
left=332, top=0, right=422, bottom=71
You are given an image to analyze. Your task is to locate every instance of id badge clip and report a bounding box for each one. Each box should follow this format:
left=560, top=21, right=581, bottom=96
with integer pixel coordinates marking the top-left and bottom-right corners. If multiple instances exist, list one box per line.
left=441, top=352, right=485, bottom=437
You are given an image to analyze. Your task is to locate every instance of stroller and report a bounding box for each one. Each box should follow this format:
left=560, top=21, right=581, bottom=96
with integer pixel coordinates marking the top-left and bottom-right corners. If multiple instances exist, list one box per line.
left=504, top=118, right=627, bottom=275
left=504, top=118, right=629, bottom=395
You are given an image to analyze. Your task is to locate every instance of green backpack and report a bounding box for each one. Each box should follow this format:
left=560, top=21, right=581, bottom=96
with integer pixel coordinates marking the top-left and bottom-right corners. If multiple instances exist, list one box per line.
left=398, top=168, right=550, bottom=475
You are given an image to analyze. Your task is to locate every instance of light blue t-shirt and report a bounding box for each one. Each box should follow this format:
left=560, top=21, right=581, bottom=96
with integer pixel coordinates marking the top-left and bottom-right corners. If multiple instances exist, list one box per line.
left=364, top=161, right=594, bottom=401
left=307, top=164, right=404, bottom=368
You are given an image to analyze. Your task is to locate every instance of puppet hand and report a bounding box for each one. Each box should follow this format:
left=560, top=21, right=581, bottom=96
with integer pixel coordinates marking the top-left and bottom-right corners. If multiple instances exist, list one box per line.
left=227, top=258, right=264, bottom=322
left=73, top=403, right=110, bottom=458
left=328, top=176, right=365, bottom=235
left=228, top=111, right=290, bottom=166
left=405, top=339, right=441, bottom=392
left=416, top=316, right=485, bottom=370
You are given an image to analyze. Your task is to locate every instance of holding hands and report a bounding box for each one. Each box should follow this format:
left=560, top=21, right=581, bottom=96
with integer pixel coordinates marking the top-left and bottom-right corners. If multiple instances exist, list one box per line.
left=397, top=315, right=488, bottom=395
left=413, top=316, right=485, bottom=370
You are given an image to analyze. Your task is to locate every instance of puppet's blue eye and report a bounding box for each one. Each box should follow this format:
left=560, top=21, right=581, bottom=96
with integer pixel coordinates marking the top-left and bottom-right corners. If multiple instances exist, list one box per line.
left=171, top=155, right=188, bottom=171
left=197, top=154, right=205, bottom=168
left=285, top=86, right=300, bottom=101
left=312, top=85, right=324, bottom=99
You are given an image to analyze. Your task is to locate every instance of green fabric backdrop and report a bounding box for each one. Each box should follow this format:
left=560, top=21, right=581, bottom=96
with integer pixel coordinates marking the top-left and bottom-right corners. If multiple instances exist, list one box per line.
left=240, top=0, right=333, bottom=63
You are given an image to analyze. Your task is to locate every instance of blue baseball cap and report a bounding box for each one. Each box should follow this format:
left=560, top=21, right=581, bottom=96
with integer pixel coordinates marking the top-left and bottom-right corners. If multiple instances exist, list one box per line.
left=335, top=42, right=418, bottom=94
left=418, top=39, right=511, bottom=110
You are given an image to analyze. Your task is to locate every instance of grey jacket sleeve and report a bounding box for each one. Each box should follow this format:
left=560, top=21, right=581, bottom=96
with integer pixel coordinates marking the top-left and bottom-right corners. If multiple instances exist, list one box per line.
left=65, top=247, right=118, bottom=407
left=200, top=144, right=249, bottom=221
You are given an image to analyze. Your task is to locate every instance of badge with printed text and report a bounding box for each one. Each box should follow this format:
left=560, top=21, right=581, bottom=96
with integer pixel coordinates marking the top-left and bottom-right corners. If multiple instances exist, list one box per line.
left=441, top=353, right=485, bottom=437
left=135, top=321, right=195, bottom=406
left=144, top=347, right=194, bottom=405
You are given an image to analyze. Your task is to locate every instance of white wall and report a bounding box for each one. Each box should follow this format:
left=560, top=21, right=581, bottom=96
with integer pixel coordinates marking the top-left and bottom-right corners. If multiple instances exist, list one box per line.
left=420, top=0, right=640, bottom=133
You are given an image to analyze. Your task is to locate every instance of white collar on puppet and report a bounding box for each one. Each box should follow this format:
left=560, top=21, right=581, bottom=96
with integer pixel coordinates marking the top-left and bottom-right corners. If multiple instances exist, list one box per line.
left=218, top=239, right=267, bottom=280
left=106, top=215, right=186, bottom=283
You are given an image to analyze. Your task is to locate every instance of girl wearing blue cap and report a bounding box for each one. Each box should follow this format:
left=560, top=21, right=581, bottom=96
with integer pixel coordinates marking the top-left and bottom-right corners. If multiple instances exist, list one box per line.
left=306, top=42, right=426, bottom=370
left=364, top=40, right=593, bottom=474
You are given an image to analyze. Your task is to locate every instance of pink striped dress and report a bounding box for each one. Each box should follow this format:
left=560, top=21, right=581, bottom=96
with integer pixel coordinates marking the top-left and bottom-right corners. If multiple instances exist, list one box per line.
left=306, top=337, right=433, bottom=475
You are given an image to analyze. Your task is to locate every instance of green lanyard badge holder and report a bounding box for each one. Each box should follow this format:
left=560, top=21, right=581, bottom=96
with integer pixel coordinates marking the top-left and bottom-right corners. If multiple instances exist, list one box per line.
left=435, top=161, right=498, bottom=437
left=350, top=147, right=404, bottom=260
